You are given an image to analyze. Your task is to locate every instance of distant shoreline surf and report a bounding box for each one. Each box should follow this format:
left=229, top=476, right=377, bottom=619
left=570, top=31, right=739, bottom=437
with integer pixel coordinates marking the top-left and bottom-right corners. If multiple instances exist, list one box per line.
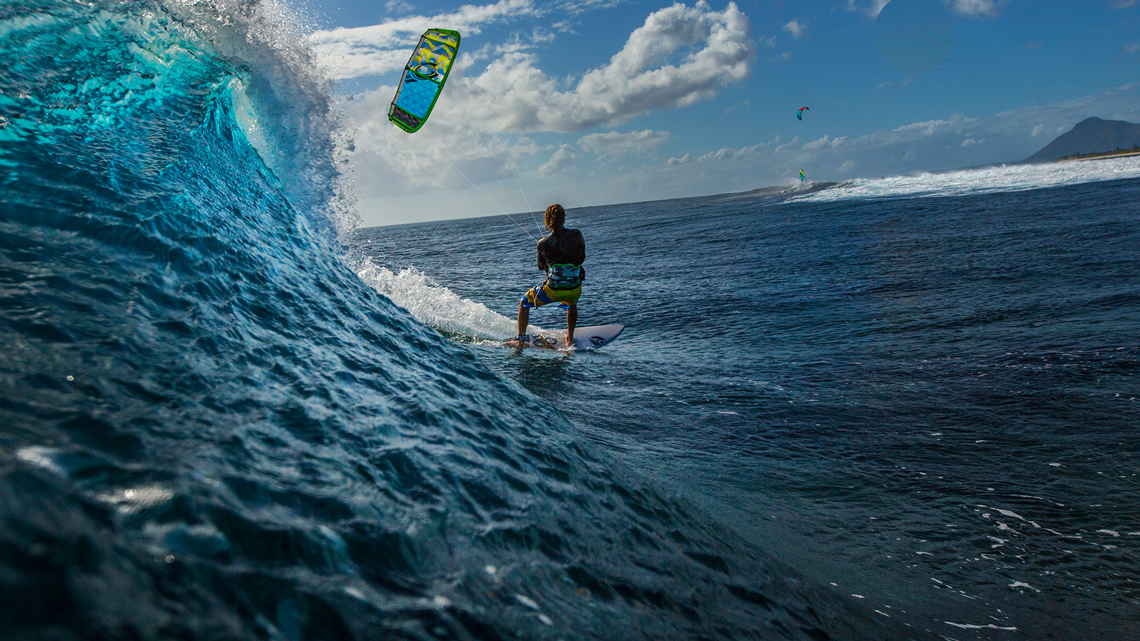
left=1058, top=148, right=1140, bottom=162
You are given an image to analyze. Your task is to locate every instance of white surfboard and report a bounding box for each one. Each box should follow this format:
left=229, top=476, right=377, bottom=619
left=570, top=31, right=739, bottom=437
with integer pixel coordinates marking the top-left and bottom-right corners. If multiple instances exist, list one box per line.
left=509, top=324, right=624, bottom=351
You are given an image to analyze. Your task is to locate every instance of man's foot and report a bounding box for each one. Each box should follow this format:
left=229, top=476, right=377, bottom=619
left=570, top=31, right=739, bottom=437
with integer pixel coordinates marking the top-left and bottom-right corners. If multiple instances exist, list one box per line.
left=507, top=334, right=531, bottom=348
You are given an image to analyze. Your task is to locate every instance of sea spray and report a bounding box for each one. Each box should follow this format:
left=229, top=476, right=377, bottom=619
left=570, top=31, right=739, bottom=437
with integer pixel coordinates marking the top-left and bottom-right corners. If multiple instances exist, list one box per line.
left=356, top=258, right=517, bottom=340
left=790, top=157, right=1140, bottom=203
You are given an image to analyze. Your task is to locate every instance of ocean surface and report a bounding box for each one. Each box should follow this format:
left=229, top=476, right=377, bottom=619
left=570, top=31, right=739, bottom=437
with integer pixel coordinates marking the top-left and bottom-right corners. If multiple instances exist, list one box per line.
left=2, top=1, right=1139, bottom=640
left=355, top=164, right=1140, bottom=640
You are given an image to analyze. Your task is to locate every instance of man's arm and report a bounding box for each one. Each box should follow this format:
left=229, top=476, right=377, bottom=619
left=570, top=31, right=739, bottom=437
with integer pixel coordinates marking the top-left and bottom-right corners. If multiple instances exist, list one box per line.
left=536, top=238, right=548, bottom=271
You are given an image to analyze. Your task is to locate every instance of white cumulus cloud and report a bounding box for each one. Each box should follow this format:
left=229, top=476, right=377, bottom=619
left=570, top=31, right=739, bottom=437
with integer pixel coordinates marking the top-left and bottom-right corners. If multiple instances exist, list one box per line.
left=846, top=0, right=1008, bottom=19
left=843, top=0, right=890, bottom=19
left=877, top=77, right=914, bottom=90
left=310, top=0, right=542, bottom=79
left=783, top=19, right=807, bottom=39
left=458, top=1, right=755, bottom=133
left=385, top=0, right=414, bottom=15
left=804, top=135, right=847, bottom=150
left=774, top=137, right=800, bottom=153
left=667, top=139, right=773, bottom=165
left=578, top=130, right=671, bottom=159
left=947, top=0, right=1007, bottom=17
left=539, top=145, right=581, bottom=176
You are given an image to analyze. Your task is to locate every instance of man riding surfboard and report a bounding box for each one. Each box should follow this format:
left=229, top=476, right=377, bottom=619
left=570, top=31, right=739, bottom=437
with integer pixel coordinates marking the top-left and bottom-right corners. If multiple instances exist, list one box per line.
left=509, top=204, right=585, bottom=349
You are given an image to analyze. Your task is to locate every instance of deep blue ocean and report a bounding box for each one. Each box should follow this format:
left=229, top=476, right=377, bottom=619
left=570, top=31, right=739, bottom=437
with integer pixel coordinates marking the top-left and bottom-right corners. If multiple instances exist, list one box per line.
left=2, top=1, right=1138, bottom=640
left=356, top=170, right=1140, bottom=640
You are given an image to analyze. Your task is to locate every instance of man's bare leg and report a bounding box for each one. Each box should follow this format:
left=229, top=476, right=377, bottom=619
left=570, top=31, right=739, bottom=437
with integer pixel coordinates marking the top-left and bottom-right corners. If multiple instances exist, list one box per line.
left=565, top=303, right=577, bottom=348
left=516, top=301, right=530, bottom=343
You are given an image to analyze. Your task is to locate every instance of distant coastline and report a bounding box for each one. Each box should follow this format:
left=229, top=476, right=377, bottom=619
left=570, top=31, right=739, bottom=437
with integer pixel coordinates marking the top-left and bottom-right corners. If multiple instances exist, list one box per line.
left=1025, top=118, right=1140, bottom=164
left=1057, top=146, right=1140, bottom=162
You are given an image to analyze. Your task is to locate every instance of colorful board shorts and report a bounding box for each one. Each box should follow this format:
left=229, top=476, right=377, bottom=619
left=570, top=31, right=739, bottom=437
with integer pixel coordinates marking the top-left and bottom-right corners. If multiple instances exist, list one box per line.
left=521, top=282, right=581, bottom=309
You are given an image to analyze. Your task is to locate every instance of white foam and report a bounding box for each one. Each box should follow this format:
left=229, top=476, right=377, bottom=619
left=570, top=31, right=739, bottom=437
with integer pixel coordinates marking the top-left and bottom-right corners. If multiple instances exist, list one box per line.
left=945, top=621, right=1017, bottom=631
left=97, top=485, right=175, bottom=514
left=791, top=156, right=1140, bottom=205
left=356, top=257, right=518, bottom=339
left=15, top=446, right=65, bottom=475
left=993, top=508, right=1027, bottom=522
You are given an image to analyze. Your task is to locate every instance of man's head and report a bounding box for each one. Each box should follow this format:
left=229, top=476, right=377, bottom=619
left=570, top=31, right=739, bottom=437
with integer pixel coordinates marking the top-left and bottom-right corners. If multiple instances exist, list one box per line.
left=544, top=204, right=566, bottom=231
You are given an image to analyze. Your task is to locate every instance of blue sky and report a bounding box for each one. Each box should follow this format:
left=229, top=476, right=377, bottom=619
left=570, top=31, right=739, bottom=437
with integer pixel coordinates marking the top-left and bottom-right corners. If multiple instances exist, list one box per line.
left=297, top=0, right=1140, bottom=226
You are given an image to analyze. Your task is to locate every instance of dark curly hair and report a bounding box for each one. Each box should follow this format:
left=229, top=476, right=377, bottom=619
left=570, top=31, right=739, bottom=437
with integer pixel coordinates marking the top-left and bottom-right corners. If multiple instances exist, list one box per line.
left=544, top=204, right=566, bottom=230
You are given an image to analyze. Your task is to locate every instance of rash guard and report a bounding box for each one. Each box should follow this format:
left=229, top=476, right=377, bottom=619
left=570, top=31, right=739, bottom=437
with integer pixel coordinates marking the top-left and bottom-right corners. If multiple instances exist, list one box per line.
left=536, top=228, right=585, bottom=290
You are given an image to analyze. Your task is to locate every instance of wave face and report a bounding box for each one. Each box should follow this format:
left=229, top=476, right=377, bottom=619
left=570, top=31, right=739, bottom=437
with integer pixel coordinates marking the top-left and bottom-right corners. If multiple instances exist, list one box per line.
left=0, top=1, right=911, bottom=639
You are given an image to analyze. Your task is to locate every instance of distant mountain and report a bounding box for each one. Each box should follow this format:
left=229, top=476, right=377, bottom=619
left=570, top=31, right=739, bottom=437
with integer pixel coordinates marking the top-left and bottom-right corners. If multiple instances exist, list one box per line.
left=1024, top=117, right=1140, bottom=163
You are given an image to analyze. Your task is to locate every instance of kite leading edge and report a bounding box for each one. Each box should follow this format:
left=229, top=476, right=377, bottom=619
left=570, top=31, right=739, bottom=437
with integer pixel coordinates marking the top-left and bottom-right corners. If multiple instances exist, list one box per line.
left=389, top=28, right=461, bottom=134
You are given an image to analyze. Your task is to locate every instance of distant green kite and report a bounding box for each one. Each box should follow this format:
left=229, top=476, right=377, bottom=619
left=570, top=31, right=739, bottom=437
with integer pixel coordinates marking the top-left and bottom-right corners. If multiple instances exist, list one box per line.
left=389, top=28, right=461, bottom=134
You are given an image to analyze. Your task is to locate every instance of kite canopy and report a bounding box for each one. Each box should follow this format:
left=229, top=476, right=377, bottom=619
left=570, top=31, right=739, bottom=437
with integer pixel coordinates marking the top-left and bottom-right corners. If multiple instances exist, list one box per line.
left=389, top=29, right=461, bottom=133
left=797, top=106, right=809, bottom=121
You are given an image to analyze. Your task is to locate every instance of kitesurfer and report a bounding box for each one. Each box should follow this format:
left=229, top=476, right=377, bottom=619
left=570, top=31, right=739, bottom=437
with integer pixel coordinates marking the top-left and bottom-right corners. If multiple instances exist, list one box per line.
left=511, top=204, right=585, bottom=349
